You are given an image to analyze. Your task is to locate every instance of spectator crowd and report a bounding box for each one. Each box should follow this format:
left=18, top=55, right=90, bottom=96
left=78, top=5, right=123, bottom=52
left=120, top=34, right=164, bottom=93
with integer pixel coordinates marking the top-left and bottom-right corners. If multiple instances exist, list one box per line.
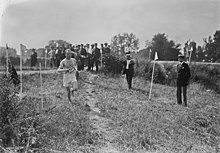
left=47, top=43, right=111, bottom=71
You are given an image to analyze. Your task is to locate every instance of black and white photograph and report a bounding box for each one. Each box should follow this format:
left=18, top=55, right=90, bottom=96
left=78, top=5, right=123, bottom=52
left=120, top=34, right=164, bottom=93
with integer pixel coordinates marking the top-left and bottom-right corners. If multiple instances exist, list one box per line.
left=0, top=0, right=220, bottom=152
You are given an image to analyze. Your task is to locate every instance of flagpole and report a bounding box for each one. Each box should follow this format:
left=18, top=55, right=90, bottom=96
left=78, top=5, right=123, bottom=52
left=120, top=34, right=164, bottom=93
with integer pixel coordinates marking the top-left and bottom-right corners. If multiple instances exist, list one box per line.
left=189, top=48, right=193, bottom=64
left=149, top=52, right=158, bottom=100
left=101, top=48, right=103, bottom=68
left=20, top=44, right=23, bottom=94
left=45, top=49, right=47, bottom=69
left=39, top=63, right=43, bottom=109
left=149, top=60, right=156, bottom=100
left=6, top=44, right=9, bottom=77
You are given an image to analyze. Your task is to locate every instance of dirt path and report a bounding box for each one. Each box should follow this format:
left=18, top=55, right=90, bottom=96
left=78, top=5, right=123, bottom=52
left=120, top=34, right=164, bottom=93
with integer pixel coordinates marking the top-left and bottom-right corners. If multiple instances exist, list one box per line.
left=83, top=72, right=121, bottom=153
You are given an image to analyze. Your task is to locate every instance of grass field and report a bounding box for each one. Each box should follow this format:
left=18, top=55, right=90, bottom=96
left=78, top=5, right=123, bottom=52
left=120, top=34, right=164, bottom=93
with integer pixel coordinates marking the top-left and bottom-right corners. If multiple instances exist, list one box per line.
left=1, top=71, right=220, bottom=152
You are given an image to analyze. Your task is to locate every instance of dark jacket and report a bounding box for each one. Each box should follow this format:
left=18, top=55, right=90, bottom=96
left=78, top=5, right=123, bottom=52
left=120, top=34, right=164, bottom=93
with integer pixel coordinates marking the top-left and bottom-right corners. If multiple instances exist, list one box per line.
left=80, top=48, right=87, bottom=57
left=31, top=52, right=37, bottom=65
left=177, top=62, right=191, bottom=86
left=93, top=47, right=101, bottom=60
left=122, top=59, right=135, bottom=75
left=103, top=47, right=111, bottom=54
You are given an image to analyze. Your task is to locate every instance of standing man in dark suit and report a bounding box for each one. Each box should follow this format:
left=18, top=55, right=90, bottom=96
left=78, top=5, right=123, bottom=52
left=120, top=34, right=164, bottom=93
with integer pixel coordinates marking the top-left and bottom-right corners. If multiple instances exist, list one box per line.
left=30, top=49, right=37, bottom=69
left=92, top=43, right=101, bottom=71
left=104, top=43, right=111, bottom=54
left=122, top=52, right=135, bottom=89
left=89, top=44, right=95, bottom=71
left=79, top=44, right=87, bottom=70
left=177, top=55, right=191, bottom=107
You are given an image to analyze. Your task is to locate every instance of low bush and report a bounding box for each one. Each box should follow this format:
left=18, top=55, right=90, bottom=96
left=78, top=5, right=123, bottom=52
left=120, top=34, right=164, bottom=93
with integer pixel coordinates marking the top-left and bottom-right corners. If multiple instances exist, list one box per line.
left=101, top=53, right=123, bottom=75
left=134, top=60, right=220, bottom=93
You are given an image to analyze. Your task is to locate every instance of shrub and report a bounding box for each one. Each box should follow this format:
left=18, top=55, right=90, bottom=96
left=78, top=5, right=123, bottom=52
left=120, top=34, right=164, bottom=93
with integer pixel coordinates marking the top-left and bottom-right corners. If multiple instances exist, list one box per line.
left=0, top=76, right=19, bottom=147
left=190, top=64, right=220, bottom=93
left=144, top=61, right=168, bottom=84
left=101, top=53, right=123, bottom=75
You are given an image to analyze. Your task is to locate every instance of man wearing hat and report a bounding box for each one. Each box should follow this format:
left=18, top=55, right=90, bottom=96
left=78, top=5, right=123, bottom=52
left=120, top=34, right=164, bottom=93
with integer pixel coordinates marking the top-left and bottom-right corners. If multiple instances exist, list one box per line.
left=177, top=54, right=191, bottom=107
left=104, top=43, right=111, bottom=54
left=122, top=51, right=135, bottom=89
left=87, top=44, right=95, bottom=71
left=78, top=44, right=87, bottom=70
left=92, top=43, right=101, bottom=71
left=85, top=44, right=92, bottom=71
left=30, top=49, right=37, bottom=69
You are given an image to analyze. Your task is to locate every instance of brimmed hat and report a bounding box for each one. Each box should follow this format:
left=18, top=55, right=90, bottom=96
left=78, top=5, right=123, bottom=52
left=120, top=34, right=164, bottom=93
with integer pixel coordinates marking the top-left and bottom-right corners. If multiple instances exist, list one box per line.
left=126, top=51, right=131, bottom=56
left=178, top=54, right=185, bottom=59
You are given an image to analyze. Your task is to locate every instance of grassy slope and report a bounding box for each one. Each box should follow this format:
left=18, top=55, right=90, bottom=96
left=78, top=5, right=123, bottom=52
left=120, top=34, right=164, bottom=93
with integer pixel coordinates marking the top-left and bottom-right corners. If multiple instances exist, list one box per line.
left=93, top=74, right=220, bottom=153
left=22, top=73, right=98, bottom=152
left=21, top=72, right=220, bottom=152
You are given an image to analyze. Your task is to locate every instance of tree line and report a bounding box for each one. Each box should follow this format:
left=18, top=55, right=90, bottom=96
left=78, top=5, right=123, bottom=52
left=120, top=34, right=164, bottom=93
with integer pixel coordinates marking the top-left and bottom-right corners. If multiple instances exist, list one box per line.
left=1, top=30, right=220, bottom=63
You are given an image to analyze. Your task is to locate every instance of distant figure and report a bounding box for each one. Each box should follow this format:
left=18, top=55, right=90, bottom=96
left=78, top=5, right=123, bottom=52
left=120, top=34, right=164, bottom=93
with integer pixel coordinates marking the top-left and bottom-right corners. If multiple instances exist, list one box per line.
left=177, top=55, right=191, bottom=107
left=30, top=49, right=37, bottom=69
left=101, top=44, right=104, bottom=53
left=79, top=44, right=87, bottom=70
left=122, top=52, right=135, bottom=89
left=92, top=43, right=101, bottom=71
left=48, top=47, right=56, bottom=68
left=89, top=44, right=95, bottom=71
left=58, top=49, right=78, bottom=103
left=55, top=46, right=63, bottom=67
left=103, top=43, right=111, bottom=54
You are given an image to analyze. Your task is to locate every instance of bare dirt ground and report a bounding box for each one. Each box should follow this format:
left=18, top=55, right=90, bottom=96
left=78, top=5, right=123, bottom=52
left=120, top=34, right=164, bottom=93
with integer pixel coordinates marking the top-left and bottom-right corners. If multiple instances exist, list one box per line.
left=83, top=73, right=122, bottom=153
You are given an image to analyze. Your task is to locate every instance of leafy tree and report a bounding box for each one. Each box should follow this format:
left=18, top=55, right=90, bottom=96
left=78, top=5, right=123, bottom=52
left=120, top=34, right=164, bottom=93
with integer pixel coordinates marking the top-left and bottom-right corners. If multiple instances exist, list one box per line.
left=111, top=33, right=139, bottom=55
left=213, top=30, right=220, bottom=61
left=203, top=30, right=220, bottom=62
left=45, top=40, right=71, bottom=50
left=196, top=45, right=205, bottom=62
left=0, top=47, right=17, bottom=57
left=189, top=41, right=197, bottom=61
left=146, top=33, right=181, bottom=61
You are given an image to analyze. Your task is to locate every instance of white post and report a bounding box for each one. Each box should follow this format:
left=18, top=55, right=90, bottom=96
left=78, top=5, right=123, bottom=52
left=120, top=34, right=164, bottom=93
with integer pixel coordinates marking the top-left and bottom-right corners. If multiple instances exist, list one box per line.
left=101, top=48, right=103, bottom=68
left=148, top=60, right=156, bottom=100
left=6, top=44, right=9, bottom=77
left=45, top=49, right=47, bottom=69
left=39, top=63, right=43, bottom=109
left=20, top=46, right=23, bottom=94
left=189, top=48, right=193, bottom=64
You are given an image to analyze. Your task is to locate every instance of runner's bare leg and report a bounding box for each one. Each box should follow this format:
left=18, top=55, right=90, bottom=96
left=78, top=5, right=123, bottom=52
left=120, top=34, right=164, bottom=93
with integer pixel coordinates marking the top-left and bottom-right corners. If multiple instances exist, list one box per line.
left=66, top=87, right=71, bottom=102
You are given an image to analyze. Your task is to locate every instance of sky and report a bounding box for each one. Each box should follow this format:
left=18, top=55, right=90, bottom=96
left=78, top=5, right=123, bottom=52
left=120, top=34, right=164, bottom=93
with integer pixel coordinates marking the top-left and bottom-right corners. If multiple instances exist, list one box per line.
left=0, top=0, right=219, bottom=54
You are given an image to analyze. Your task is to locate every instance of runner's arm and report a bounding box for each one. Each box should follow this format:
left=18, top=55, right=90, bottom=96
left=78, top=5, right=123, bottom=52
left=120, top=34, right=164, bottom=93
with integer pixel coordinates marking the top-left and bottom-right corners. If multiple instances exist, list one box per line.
left=57, top=61, right=68, bottom=72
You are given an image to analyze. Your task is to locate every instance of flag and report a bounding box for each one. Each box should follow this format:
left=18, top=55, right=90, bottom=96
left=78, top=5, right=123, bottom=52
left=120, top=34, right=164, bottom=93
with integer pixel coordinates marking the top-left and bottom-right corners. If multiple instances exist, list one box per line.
left=20, top=44, right=29, bottom=63
left=7, top=56, right=20, bottom=86
left=20, top=44, right=28, bottom=56
left=154, top=52, right=158, bottom=60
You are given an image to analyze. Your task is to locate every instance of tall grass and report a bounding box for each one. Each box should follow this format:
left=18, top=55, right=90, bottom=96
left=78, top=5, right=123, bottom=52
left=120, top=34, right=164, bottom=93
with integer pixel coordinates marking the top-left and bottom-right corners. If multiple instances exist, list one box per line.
left=0, top=73, right=97, bottom=152
left=93, top=73, right=220, bottom=152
